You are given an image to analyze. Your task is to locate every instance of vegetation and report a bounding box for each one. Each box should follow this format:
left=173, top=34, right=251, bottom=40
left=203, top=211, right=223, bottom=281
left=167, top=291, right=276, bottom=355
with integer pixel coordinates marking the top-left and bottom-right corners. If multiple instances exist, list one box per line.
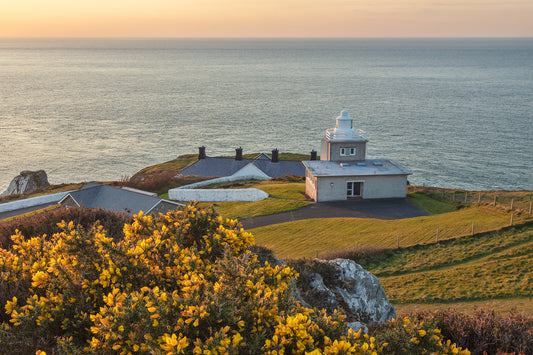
left=201, top=199, right=309, bottom=220
left=0, top=203, right=470, bottom=354
left=132, top=154, right=198, bottom=177
left=0, top=207, right=132, bottom=249
left=187, top=180, right=311, bottom=220
left=249, top=206, right=529, bottom=259
left=407, top=192, right=460, bottom=215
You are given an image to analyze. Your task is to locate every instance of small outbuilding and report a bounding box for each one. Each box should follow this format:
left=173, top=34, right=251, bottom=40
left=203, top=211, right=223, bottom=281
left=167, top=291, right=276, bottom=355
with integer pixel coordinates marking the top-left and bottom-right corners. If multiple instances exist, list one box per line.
left=303, top=110, right=410, bottom=202
left=60, top=183, right=183, bottom=215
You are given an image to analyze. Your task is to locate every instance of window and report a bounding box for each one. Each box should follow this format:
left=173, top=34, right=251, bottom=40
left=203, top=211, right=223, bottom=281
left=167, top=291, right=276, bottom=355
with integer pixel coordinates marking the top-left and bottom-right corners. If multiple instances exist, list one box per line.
left=340, top=147, right=356, bottom=156
left=347, top=182, right=362, bottom=197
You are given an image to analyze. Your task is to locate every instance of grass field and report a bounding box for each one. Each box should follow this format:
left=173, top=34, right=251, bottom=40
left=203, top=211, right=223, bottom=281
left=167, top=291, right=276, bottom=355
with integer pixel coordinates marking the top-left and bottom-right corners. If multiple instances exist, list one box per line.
left=360, top=224, right=533, bottom=316
left=249, top=206, right=530, bottom=259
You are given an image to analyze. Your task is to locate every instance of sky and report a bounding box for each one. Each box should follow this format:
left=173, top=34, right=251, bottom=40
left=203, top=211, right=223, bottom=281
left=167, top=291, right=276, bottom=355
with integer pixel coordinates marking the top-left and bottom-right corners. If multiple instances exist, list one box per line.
left=1, top=0, right=532, bottom=38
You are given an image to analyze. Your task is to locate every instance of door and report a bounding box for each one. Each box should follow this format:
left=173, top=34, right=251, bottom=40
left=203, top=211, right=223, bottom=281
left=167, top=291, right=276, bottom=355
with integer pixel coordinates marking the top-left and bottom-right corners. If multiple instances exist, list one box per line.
left=347, top=181, right=362, bottom=199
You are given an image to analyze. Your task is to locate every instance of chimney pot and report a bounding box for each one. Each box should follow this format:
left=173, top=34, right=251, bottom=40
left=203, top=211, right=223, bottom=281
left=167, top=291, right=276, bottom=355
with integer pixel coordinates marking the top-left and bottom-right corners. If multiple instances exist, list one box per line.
left=271, top=149, right=279, bottom=163
left=198, top=146, right=206, bottom=160
left=235, top=147, right=243, bottom=161
left=310, top=149, right=317, bottom=161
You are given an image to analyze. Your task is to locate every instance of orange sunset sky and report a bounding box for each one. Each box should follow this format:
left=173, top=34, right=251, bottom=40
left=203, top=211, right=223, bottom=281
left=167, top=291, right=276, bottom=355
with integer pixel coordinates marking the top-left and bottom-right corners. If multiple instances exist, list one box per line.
left=1, top=0, right=532, bottom=38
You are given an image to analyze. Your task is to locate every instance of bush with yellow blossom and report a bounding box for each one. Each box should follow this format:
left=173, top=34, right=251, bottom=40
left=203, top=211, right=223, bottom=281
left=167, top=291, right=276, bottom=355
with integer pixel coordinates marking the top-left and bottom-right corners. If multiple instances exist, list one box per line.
left=0, top=202, right=469, bottom=354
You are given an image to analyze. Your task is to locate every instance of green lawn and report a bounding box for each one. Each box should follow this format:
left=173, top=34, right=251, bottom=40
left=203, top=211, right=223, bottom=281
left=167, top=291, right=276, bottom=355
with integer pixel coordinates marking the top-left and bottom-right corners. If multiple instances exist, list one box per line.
left=249, top=206, right=530, bottom=259
left=200, top=199, right=310, bottom=220
left=407, top=192, right=460, bottom=214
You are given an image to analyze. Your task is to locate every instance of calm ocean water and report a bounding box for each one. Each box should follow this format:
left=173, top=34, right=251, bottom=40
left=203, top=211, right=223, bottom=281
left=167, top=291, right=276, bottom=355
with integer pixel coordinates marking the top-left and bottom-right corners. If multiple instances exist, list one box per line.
left=1, top=38, right=532, bottom=192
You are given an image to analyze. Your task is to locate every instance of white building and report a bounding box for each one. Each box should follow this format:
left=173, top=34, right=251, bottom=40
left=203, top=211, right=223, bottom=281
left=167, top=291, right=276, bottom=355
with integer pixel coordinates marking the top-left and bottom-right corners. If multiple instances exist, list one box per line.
left=303, top=110, right=410, bottom=202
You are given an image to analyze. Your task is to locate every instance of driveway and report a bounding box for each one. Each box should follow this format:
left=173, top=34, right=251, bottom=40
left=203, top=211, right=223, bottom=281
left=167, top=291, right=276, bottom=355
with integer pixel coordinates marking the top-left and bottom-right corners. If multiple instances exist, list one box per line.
left=241, top=198, right=429, bottom=229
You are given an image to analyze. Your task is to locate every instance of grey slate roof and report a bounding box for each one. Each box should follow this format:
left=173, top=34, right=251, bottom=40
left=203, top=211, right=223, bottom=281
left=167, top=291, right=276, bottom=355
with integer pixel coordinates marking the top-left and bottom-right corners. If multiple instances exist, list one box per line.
left=60, top=183, right=183, bottom=215
left=179, top=155, right=305, bottom=178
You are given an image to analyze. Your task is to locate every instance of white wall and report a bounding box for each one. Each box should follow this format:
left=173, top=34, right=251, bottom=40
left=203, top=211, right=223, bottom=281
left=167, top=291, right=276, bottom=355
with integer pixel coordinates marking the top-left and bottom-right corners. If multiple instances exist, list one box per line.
left=315, top=175, right=407, bottom=201
left=168, top=188, right=269, bottom=202
left=0, top=192, right=69, bottom=213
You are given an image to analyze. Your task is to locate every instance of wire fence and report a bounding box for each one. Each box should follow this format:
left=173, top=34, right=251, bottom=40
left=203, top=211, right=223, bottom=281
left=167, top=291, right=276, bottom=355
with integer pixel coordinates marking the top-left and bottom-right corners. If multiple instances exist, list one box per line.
left=408, top=186, right=533, bottom=214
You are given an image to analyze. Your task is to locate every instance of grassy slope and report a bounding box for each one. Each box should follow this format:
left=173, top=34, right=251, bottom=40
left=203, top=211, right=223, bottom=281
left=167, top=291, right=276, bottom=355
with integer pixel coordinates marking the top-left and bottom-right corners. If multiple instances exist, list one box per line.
left=249, top=206, right=529, bottom=259
left=363, top=224, right=533, bottom=315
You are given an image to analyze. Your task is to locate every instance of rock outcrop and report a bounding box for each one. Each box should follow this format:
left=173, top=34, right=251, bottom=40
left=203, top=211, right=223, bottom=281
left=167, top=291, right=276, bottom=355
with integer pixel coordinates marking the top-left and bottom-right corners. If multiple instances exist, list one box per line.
left=1, top=170, right=50, bottom=197
left=293, top=258, right=396, bottom=333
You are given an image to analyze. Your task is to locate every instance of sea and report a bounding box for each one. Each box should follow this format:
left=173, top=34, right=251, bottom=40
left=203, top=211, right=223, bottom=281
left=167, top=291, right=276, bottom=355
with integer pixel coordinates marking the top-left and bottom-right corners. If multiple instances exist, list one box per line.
left=1, top=38, right=532, bottom=192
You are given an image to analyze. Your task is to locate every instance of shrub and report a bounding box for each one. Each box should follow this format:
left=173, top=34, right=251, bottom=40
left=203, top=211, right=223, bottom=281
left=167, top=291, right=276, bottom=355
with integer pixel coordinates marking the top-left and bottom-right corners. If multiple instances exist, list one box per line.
left=425, top=309, right=533, bottom=355
left=0, top=207, right=132, bottom=249
left=0, top=203, right=472, bottom=354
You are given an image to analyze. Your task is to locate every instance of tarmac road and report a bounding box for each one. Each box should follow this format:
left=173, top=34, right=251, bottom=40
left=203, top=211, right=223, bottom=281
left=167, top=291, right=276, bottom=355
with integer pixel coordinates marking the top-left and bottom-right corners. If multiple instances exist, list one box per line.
left=241, top=198, right=429, bottom=229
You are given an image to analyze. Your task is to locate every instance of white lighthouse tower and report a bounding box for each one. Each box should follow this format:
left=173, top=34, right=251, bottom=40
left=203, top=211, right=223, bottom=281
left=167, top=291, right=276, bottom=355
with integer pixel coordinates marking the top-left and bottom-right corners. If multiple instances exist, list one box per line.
left=320, top=110, right=368, bottom=162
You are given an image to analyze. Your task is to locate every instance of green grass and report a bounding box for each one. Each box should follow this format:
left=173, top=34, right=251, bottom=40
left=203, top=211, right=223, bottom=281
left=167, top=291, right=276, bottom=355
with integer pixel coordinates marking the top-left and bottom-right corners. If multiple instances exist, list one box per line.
left=200, top=199, right=310, bottom=220
left=166, top=180, right=310, bottom=219
left=407, top=192, right=460, bottom=214
left=394, top=297, right=533, bottom=317
left=379, top=239, right=533, bottom=304
left=363, top=225, right=533, bottom=277
left=133, top=154, right=198, bottom=176
left=249, top=206, right=531, bottom=259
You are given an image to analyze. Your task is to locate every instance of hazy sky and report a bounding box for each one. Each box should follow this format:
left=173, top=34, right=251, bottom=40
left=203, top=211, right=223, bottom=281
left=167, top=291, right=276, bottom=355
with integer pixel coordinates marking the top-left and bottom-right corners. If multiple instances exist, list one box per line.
left=2, top=0, right=532, bottom=37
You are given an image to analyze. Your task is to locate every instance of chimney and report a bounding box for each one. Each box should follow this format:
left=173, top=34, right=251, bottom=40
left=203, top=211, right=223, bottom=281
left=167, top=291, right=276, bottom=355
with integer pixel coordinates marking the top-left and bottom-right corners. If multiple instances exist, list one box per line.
left=271, top=149, right=279, bottom=163
left=198, top=146, right=206, bottom=160
left=235, top=147, right=243, bottom=161
left=310, top=149, right=317, bottom=161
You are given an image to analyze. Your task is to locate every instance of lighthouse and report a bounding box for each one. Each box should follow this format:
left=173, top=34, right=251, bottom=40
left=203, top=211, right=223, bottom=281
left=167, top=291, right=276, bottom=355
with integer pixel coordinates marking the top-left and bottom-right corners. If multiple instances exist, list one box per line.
left=320, top=110, right=368, bottom=162
left=303, top=110, right=411, bottom=202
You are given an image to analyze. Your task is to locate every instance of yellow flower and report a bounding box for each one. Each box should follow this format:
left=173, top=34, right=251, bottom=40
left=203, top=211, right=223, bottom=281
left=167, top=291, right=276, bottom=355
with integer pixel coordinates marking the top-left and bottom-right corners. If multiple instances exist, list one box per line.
left=418, top=329, right=427, bottom=337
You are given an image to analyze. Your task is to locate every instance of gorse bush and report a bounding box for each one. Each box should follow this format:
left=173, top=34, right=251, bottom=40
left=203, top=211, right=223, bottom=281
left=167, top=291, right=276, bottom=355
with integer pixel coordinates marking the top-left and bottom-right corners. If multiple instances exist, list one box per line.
left=0, top=203, right=469, bottom=354
left=0, top=207, right=132, bottom=249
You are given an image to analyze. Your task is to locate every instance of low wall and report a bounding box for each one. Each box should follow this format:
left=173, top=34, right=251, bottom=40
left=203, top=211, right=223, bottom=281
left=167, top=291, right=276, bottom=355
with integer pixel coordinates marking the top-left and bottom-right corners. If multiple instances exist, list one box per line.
left=169, top=188, right=268, bottom=202
left=0, top=192, right=70, bottom=213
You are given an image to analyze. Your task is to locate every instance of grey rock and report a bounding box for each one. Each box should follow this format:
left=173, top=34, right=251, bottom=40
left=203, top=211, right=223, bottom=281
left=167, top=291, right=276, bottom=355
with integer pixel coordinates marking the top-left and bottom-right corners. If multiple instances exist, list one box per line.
left=293, top=258, right=396, bottom=331
left=1, top=170, right=50, bottom=197
left=327, top=258, right=396, bottom=326
left=347, top=321, right=368, bottom=334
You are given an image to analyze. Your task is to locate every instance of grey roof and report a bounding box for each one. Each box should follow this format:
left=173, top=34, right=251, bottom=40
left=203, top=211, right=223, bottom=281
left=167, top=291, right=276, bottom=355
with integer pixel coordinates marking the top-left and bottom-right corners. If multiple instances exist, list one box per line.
left=180, top=155, right=305, bottom=178
left=60, top=183, right=183, bottom=215
left=303, top=159, right=411, bottom=177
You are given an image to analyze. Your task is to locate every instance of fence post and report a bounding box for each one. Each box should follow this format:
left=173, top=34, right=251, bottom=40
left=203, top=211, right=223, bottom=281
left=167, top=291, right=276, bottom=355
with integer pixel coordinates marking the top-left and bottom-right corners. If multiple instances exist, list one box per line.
left=510, top=198, right=514, bottom=210
left=397, top=235, right=400, bottom=249
left=493, top=195, right=497, bottom=206
left=465, top=191, right=468, bottom=203
left=478, top=192, right=481, bottom=203
left=436, top=228, right=439, bottom=243
left=472, top=221, right=475, bottom=236
left=442, top=188, right=445, bottom=199
left=530, top=201, right=532, bottom=215
left=355, top=242, right=358, bottom=250
left=510, top=213, right=514, bottom=226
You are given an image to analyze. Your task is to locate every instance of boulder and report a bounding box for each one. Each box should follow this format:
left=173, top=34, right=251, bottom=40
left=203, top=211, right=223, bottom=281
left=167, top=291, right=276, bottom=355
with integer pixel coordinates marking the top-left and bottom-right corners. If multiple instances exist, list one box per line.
left=293, top=258, right=396, bottom=332
left=1, top=170, right=50, bottom=197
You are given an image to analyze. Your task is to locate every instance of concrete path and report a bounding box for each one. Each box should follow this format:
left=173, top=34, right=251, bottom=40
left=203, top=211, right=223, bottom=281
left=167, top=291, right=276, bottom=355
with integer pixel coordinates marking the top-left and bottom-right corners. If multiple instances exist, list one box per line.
left=241, top=198, right=429, bottom=229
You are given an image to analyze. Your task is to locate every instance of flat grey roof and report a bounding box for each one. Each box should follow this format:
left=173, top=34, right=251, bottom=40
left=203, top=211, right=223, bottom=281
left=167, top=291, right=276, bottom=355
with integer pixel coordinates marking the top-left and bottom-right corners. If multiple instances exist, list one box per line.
left=303, top=159, right=411, bottom=177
